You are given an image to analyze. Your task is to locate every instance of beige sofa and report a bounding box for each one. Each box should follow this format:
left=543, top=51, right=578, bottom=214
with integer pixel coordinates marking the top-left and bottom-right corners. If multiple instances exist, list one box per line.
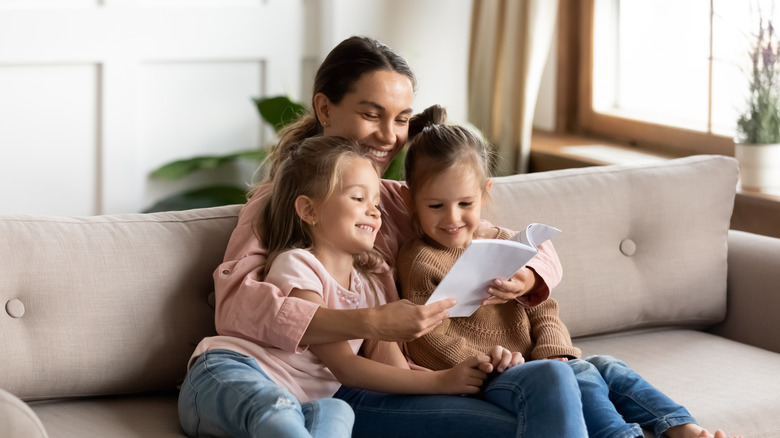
left=2, top=155, right=779, bottom=438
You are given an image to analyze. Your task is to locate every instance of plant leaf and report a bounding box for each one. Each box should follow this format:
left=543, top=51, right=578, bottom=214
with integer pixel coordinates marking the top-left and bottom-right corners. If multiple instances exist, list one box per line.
left=150, top=149, right=267, bottom=180
left=382, top=150, right=406, bottom=181
left=253, top=96, right=307, bottom=132
left=142, top=185, right=248, bottom=213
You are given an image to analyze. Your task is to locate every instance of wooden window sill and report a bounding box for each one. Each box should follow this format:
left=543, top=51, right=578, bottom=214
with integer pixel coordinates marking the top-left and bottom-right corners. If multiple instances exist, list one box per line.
left=530, top=130, right=780, bottom=239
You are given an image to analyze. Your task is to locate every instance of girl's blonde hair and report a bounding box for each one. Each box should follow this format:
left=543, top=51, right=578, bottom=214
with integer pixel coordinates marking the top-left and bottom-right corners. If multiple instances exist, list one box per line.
left=258, top=136, right=386, bottom=297
left=404, top=104, right=495, bottom=198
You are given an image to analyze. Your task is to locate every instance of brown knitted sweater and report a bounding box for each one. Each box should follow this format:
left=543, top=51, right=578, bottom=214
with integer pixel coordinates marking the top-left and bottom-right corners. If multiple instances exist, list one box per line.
left=397, top=228, right=581, bottom=371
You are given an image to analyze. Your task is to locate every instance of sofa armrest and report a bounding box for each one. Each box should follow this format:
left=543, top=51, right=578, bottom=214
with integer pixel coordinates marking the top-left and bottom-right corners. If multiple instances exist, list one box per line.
left=708, top=230, right=780, bottom=353
left=0, top=389, right=48, bottom=438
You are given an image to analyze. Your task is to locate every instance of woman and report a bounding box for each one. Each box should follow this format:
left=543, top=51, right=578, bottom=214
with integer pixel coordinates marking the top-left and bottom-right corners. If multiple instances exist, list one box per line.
left=181, top=36, right=585, bottom=437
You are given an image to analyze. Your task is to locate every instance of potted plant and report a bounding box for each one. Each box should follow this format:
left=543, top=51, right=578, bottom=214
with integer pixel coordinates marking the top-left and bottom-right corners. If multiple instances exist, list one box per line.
left=144, top=96, right=407, bottom=212
left=735, top=15, right=780, bottom=192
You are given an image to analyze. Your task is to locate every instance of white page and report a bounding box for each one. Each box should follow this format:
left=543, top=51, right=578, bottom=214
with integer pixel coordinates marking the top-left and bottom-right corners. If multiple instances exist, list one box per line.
left=511, top=223, right=561, bottom=248
left=425, top=239, right=538, bottom=317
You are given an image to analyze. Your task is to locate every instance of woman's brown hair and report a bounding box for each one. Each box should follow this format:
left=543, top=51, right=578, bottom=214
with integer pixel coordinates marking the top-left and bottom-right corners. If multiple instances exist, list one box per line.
left=251, top=36, right=417, bottom=196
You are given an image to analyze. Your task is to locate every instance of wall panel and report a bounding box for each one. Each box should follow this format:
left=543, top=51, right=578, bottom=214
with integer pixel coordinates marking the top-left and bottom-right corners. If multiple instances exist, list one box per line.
left=0, top=64, right=98, bottom=215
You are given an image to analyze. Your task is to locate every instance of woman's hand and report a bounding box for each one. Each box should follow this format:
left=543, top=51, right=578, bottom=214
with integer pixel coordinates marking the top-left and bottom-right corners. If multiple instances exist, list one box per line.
left=486, top=345, right=524, bottom=373
left=368, top=299, right=455, bottom=342
left=435, top=354, right=491, bottom=394
left=482, top=267, right=538, bottom=305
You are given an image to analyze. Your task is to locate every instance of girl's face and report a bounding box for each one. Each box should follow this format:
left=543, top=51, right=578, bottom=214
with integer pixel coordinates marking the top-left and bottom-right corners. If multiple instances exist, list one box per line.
left=319, top=70, right=414, bottom=175
left=313, top=157, right=382, bottom=257
left=412, top=164, right=485, bottom=249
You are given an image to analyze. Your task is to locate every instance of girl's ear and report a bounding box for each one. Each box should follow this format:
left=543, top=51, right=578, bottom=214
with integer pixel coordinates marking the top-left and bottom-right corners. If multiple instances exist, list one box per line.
left=294, top=195, right=318, bottom=225
left=400, top=185, right=415, bottom=212
left=313, top=92, right=332, bottom=126
left=486, top=178, right=494, bottom=193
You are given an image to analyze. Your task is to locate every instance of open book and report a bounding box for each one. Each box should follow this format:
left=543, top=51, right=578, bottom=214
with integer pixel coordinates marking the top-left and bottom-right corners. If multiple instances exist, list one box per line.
left=425, top=223, right=561, bottom=317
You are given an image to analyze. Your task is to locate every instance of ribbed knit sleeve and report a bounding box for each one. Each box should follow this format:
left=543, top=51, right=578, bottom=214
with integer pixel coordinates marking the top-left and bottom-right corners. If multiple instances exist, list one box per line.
left=527, top=299, right=581, bottom=360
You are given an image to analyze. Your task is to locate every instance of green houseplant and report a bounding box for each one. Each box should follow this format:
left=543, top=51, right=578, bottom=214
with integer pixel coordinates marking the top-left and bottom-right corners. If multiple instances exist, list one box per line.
left=734, top=14, right=780, bottom=192
left=143, top=96, right=305, bottom=212
left=144, top=95, right=409, bottom=212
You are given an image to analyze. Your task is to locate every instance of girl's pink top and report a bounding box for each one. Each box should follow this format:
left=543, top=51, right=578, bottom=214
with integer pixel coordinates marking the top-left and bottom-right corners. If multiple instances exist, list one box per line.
left=191, top=178, right=562, bottom=363
left=192, top=248, right=385, bottom=402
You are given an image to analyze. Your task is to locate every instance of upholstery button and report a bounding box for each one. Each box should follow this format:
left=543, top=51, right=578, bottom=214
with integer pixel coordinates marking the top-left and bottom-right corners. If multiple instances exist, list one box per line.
left=221, top=269, right=230, bottom=275
left=6, top=299, right=25, bottom=318
left=620, top=239, right=637, bottom=256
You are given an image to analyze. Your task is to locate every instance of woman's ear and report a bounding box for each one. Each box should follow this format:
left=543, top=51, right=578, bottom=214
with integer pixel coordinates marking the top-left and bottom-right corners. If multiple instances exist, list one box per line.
left=313, top=92, right=332, bottom=127
left=294, top=195, right=318, bottom=225
left=400, top=185, right=415, bottom=212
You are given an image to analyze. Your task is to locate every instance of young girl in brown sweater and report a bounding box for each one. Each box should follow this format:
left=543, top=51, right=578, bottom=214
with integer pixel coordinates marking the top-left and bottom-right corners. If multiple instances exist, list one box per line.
left=396, top=104, right=740, bottom=438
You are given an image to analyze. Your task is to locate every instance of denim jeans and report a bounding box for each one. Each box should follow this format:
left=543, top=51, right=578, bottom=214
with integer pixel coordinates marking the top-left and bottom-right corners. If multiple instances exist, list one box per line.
left=178, top=350, right=354, bottom=438
left=569, top=355, right=698, bottom=438
left=334, top=359, right=589, bottom=438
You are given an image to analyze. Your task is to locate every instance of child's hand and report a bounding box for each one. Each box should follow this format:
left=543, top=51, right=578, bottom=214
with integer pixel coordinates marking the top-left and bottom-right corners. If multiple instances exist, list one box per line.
left=482, top=267, right=537, bottom=305
left=436, top=355, right=491, bottom=394
left=485, top=345, right=524, bottom=373
left=546, top=356, right=569, bottom=362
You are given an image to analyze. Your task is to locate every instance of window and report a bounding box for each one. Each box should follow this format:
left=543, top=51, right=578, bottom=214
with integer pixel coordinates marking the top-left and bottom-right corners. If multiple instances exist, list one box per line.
left=571, top=0, right=776, bottom=156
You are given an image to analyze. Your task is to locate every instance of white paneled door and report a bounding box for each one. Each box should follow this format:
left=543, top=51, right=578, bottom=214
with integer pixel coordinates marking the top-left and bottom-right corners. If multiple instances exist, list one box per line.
left=0, top=0, right=303, bottom=215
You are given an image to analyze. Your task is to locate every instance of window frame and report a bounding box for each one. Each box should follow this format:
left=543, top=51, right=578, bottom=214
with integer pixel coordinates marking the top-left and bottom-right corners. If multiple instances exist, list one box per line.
left=558, top=0, right=734, bottom=157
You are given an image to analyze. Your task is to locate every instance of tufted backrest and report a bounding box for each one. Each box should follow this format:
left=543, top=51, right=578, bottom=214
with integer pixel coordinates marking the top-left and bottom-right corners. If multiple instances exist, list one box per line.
left=0, top=155, right=738, bottom=400
left=0, top=205, right=241, bottom=400
left=483, top=155, right=739, bottom=338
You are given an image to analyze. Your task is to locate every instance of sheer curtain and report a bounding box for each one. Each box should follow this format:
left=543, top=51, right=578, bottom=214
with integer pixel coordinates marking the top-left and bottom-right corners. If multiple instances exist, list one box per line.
left=468, top=0, right=559, bottom=175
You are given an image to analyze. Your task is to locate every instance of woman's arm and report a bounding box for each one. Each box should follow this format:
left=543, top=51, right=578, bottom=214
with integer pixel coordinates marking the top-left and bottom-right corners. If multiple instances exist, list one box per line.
left=302, top=299, right=456, bottom=345
left=292, top=289, right=489, bottom=395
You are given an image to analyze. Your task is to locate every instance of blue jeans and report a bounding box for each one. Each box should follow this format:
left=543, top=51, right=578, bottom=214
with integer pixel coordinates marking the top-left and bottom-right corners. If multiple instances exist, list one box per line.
left=569, top=355, right=698, bottom=438
left=178, top=350, right=354, bottom=438
left=334, top=359, right=588, bottom=438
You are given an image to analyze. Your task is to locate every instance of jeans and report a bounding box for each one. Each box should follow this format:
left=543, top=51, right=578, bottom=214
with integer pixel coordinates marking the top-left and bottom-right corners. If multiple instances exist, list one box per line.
left=334, top=359, right=588, bottom=438
left=178, top=350, right=354, bottom=438
left=569, top=355, right=698, bottom=438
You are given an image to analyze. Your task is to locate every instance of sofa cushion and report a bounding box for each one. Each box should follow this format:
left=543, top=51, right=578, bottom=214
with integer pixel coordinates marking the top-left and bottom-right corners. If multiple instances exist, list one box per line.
left=29, top=391, right=181, bottom=438
left=483, top=155, right=738, bottom=337
left=575, top=329, right=780, bottom=438
left=0, top=206, right=241, bottom=400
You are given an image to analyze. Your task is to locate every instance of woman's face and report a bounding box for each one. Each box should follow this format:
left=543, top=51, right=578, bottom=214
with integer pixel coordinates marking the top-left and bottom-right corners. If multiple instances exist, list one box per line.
left=319, top=70, right=414, bottom=175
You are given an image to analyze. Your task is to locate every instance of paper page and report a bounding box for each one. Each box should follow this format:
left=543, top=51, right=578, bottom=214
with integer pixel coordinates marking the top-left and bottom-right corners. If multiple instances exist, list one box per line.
left=511, top=223, right=561, bottom=248
left=425, top=239, right=538, bottom=317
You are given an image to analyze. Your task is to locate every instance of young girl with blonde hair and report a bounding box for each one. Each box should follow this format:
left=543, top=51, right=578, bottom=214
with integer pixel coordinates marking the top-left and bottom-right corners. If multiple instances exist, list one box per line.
left=397, top=104, right=742, bottom=438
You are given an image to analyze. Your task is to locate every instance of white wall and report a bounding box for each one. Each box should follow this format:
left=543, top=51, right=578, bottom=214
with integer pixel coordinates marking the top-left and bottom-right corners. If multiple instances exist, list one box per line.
left=306, top=0, right=473, bottom=123
left=1, top=0, right=555, bottom=215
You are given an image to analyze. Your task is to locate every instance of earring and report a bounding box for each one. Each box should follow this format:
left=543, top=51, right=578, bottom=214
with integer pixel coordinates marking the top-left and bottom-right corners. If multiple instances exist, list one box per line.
left=322, top=121, right=329, bottom=127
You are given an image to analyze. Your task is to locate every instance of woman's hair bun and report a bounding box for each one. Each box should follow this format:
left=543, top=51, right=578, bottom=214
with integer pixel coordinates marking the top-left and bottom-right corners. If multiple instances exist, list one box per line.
left=409, top=104, right=448, bottom=138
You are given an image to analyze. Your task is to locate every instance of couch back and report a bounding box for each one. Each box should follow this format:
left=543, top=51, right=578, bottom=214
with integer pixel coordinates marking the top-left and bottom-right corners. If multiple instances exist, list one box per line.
left=0, top=155, right=738, bottom=401
left=0, top=206, right=240, bottom=400
left=483, top=155, right=738, bottom=338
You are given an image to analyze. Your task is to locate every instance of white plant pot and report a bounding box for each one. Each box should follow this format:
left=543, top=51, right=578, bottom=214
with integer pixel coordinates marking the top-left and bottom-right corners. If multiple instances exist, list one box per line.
left=734, top=143, right=780, bottom=192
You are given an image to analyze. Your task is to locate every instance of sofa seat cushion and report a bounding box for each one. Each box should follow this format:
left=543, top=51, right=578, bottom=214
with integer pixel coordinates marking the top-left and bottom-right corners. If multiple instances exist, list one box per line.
left=29, top=391, right=181, bottom=438
left=575, top=329, right=780, bottom=438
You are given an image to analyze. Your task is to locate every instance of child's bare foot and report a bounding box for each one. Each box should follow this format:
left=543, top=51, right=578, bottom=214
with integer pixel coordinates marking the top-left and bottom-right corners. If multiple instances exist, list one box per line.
left=664, top=424, right=742, bottom=438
